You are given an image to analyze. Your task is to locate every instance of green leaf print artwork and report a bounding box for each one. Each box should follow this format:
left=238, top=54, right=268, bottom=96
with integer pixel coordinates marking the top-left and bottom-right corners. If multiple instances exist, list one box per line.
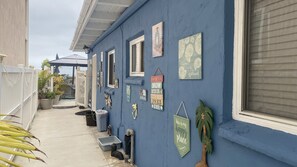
left=179, top=33, right=202, bottom=80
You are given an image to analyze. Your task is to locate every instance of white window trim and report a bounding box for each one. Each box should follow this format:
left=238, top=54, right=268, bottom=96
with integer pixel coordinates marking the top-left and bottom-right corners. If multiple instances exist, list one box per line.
left=107, top=49, right=115, bottom=88
left=233, top=0, right=297, bottom=135
left=129, top=35, right=145, bottom=77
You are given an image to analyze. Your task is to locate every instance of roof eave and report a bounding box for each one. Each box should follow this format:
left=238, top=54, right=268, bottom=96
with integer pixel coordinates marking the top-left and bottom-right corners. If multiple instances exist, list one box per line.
left=70, top=0, right=98, bottom=51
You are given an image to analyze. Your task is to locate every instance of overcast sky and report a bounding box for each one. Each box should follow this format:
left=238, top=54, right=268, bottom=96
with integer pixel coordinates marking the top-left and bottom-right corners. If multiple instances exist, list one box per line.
left=29, top=0, right=85, bottom=69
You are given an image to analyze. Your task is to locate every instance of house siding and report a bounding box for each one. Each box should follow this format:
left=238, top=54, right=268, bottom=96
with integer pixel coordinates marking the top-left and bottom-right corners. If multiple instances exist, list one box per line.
left=88, top=0, right=294, bottom=166
left=0, top=0, right=28, bottom=66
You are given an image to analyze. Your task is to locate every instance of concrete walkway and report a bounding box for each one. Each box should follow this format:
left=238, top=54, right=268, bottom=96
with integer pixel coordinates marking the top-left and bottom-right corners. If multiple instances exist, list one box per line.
left=14, top=107, right=131, bottom=167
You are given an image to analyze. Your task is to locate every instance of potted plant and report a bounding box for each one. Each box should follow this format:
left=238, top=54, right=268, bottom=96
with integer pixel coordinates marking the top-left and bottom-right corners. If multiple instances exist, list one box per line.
left=53, top=90, right=63, bottom=105
left=39, top=89, right=55, bottom=110
left=38, top=70, right=55, bottom=109
left=53, top=75, right=64, bottom=105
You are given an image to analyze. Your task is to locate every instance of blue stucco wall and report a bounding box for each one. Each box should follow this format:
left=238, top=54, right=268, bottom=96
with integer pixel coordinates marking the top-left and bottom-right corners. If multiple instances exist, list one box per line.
left=88, top=0, right=295, bottom=166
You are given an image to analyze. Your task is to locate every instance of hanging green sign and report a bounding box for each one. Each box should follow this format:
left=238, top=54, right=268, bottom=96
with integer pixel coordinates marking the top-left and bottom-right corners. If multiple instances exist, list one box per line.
left=174, top=101, right=190, bottom=158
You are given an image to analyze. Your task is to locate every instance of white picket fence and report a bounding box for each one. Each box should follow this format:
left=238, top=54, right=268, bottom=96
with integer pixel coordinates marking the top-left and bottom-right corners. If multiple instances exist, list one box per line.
left=0, top=64, right=38, bottom=130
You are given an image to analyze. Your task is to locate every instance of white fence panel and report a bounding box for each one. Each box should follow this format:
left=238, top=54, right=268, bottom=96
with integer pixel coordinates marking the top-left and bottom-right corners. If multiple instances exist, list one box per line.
left=0, top=64, right=38, bottom=130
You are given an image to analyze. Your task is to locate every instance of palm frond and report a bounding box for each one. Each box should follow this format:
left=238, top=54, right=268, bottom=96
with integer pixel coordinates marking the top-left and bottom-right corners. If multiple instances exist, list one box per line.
left=0, top=115, right=45, bottom=166
left=202, top=136, right=213, bottom=154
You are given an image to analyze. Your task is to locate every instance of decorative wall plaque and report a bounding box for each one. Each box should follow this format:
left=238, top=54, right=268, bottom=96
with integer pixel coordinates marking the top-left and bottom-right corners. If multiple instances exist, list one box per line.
left=179, top=32, right=202, bottom=80
left=105, top=93, right=112, bottom=108
left=114, top=78, right=119, bottom=88
left=152, top=22, right=163, bottom=57
left=195, top=100, right=214, bottom=167
left=139, top=88, right=147, bottom=101
left=151, top=68, right=164, bottom=111
left=126, top=85, right=131, bottom=102
left=132, top=103, right=138, bottom=120
left=174, top=101, right=190, bottom=158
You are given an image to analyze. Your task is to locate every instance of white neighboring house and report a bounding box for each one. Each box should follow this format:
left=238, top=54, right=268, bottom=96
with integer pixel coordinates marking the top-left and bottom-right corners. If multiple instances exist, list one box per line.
left=0, top=0, right=38, bottom=162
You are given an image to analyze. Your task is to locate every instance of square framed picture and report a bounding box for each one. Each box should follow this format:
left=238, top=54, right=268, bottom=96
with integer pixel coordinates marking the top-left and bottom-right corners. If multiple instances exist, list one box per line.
left=152, top=22, right=163, bottom=57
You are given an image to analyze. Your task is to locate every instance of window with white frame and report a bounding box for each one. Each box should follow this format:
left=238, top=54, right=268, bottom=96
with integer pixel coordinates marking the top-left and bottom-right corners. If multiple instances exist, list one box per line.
left=233, top=0, right=297, bottom=135
left=129, top=35, right=145, bottom=76
left=107, top=50, right=115, bottom=88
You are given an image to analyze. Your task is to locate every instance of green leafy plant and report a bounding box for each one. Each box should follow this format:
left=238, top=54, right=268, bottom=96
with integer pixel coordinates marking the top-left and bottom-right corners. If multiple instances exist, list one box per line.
left=53, top=75, right=64, bottom=96
left=38, top=70, right=52, bottom=92
left=195, top=100, right=214, bottom=167
left=38, top=70, right=54, bottom=99
left=41, top=59, right=50, bottom=70
left=38, top=88, right=55, bottom=100
left=45, top=91, right=55, bottom=99
left=0, top=115, right=45, bottom=166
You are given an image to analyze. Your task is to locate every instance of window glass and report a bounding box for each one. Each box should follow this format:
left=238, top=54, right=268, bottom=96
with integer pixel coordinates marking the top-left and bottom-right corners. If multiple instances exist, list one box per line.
left=141, top=41, right=144, bottom=72
left=245, top=0, right=297, bottom=119
left=132, top=44, right=137, bottom=72
left=129, top=35, right=145, bottom=76
left=109, top=53, right=114, bottom=86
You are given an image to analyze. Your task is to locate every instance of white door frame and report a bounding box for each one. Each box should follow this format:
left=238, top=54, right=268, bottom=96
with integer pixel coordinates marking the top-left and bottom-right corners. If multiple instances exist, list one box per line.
left=91, top=54, right=97, bottom=111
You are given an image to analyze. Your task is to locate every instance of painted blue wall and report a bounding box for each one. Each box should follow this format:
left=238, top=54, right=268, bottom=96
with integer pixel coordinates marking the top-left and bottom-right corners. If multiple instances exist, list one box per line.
left=88, top=0, right=295, bottom=166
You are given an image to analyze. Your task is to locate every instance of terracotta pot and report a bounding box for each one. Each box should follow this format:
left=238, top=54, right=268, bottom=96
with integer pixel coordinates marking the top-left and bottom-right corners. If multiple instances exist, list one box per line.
left=40, top=99, right=53, bottom=110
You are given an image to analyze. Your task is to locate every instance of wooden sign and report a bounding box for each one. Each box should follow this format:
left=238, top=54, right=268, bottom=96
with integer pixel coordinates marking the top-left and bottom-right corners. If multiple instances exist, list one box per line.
left=151, top=83, right=163, bottom=89
left=151, top=94, right=163, bottom=105
left=152, top=104, right=163, bottom=110
left=151, top=75, right=164, bottom=82
left=151, top=88, right=163, bottom=94
left=174, top=102, right=190, bottom=158
left=150, top=70, right=164, bottom=111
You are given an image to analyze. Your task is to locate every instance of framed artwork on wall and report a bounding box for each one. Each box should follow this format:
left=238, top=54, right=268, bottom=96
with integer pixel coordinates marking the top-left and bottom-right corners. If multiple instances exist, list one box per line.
left=126, top=85, right=131, bottom=102
left=152, top=22, right=163, bottom=57
left=178, top=32, right=202, bottom=80
left=139, top=88, right=147, bottom=101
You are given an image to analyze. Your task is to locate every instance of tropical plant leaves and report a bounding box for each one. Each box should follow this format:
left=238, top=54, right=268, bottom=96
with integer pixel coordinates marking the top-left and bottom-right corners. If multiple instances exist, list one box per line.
left=202, top=135, right=213, bottom=154
left=0, top=115, right=45, bottom=166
